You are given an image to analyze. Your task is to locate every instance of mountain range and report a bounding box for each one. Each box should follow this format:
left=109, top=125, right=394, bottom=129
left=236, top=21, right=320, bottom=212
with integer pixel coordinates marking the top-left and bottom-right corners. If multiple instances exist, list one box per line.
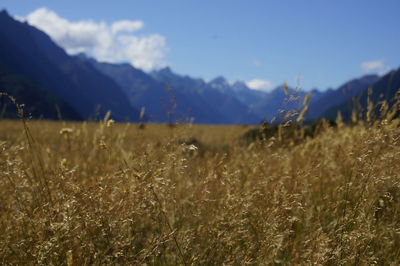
left=0, top=9, right=399, bottom=124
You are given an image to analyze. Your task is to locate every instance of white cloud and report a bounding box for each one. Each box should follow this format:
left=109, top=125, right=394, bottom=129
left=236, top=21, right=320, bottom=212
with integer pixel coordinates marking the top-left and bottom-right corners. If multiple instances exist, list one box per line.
left=111, top=20, right=144, bottom=34
left=361, top=60, right=390, bottom=75
left=22, top=7, right=167, bottom=71
left=246, top=79, right=274, bottom=92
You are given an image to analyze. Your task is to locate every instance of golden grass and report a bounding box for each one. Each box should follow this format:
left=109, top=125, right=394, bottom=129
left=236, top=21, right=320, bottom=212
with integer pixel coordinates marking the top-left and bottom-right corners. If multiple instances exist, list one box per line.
left=0, top=117, right=400, bottom=265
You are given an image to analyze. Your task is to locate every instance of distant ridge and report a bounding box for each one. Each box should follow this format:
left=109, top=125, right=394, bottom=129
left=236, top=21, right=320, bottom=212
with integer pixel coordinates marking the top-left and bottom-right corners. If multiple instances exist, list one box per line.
left=307, top=74, right=379, bottom=120
left=90, top=61, right=230, bottom=124
left=321, top=69, right=400, bottom=121
left=151, top=68, right=261, bottom=124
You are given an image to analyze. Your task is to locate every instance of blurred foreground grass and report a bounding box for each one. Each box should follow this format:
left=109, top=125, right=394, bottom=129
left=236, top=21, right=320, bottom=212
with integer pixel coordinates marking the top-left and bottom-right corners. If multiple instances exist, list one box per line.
left=0, top=118, right=400, bottom=265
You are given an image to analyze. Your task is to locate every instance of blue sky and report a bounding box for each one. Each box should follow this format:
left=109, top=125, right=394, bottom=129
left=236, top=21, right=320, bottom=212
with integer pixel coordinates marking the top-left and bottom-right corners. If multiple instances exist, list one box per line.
left=1, top=0, right=400, bottom=91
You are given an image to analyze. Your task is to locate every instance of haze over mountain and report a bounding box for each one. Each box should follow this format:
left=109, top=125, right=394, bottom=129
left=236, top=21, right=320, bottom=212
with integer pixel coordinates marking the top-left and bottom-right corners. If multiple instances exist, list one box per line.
left=150, top=68, right=261, bottom=124
left=0, top=9, right=399, bottom=125
left=90, top=62, right=231, bottom=124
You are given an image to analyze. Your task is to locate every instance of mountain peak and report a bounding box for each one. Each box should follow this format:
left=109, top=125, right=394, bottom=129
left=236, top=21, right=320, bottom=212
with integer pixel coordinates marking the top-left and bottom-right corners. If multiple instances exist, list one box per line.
left=75, top=52, right=89, bottom=59
left=0, top=9, right=10, bottom=17
left=210, top=76, right=227, bottom=84
left=231, top=81, right=250, bottom=92
left=158, top=66, right=173, bottom=75
left=338, top=74, right=379, bottom=94
left=310, top=88, right=321, bottom=94
left=151, top=66, right=178, bottom=82
left=209, top=76, right=230, bottom=91
left=0, top=9, right=13, bottom=22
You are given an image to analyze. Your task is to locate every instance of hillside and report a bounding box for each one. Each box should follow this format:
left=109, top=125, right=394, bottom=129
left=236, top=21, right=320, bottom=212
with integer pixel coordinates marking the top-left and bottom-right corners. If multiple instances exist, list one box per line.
left=0, top=55, right=81, bottom=120
left=0, top=10, right=139, bottom=121
left=322, top=69, right=400, bottom=121
left=307, top=74, right=379, bottom=120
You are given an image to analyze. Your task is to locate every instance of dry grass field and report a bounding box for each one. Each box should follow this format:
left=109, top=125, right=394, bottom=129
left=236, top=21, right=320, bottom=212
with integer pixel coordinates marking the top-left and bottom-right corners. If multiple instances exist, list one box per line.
left=1, top=115, right=400, bottom=264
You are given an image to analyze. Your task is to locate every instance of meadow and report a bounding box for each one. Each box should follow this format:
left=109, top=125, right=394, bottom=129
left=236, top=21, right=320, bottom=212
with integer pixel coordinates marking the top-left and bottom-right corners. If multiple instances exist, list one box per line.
left=1, top=114, right=400, bottom=265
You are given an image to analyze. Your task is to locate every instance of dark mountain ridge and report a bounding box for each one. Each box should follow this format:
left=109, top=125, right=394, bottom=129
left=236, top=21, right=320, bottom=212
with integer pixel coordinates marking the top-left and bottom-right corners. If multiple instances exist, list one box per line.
left=321, top=69, right=400, bottom=121
left=0, top=64, right=81, bottom=120
left=306, top=74, right=379, bottom=120
left=0, top=10, right=139, bottom=121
